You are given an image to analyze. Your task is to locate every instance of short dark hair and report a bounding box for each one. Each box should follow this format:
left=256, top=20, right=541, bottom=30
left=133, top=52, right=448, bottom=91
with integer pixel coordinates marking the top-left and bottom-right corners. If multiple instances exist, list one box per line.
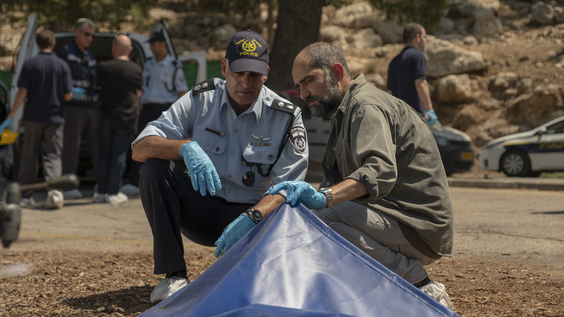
left=403, top=23, right=424, bottom=44
left=36, top=30, right=55, bottom=49
left=302, top=42, right=351, bottom=78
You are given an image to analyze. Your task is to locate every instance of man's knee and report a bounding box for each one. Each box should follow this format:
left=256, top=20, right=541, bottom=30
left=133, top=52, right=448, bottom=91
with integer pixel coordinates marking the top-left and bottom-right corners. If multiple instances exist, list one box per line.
left=139, top=158, right=170, bottom=184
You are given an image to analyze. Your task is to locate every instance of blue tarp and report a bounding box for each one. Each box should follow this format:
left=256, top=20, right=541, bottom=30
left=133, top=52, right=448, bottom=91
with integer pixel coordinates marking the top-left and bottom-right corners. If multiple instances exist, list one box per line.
left=140, top=204, right=460, bottom=317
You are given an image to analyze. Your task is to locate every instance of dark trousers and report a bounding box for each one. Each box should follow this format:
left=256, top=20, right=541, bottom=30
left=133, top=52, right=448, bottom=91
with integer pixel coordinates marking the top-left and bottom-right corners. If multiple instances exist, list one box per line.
left=18, top=121, right=63, bottom=198
left=127, top=103, right=171, bottom=187
left=62, top=104, right=98, bottom=175
left=96, top=115, right=134, bottom=195
left=139, top=159, right=253, bottom=274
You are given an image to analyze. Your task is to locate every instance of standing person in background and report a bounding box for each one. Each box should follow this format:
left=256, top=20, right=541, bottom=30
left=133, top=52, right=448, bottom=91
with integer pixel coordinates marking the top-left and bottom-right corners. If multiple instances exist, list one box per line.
left=93, top=33, right=142, bottom=205
left=58, top=17, right=99, bottom=199
left=119, top=29, right=187, bottom=198
left=0, top=30, right=72, bottom=208
left=387, top=23, right=437, bottom=126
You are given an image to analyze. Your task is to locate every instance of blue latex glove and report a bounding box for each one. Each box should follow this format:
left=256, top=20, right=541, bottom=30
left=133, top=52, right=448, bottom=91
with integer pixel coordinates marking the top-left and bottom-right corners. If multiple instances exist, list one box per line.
left=269, top=180, right=326, bottom=211
left=425, top=109, right=438, bottom=126
left=72, top=87, right=86, bottom=100
left=180, top=141, right=222, bottom=196
left=0, top=118, right=12, bottom=132
left=214, top=213, right=256, bottom=257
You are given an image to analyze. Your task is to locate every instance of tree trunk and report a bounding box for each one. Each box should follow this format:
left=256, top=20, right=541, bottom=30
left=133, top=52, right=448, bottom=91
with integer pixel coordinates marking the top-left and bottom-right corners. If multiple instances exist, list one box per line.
left=267, top=0, right=325, bottom=91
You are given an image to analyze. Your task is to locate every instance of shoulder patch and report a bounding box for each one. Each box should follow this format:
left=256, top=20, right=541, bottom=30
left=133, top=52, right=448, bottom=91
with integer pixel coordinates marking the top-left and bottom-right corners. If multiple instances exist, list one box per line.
left=289, top=126, right=307, bottom=154
left=271, top=99, right=296, bottom=115
left=192, top=78, right=215, bottom=95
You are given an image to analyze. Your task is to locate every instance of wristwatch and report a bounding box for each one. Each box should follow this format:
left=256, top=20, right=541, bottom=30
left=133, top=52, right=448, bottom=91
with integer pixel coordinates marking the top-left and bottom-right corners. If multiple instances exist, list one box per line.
left=245, top=208, right=263, bottom=224
left=319, top=187, right=334, bottom=208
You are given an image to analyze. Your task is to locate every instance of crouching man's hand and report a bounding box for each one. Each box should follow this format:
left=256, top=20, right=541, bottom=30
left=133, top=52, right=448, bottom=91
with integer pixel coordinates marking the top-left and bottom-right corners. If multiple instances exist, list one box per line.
left=269, top=181, right=326, bottom=211
left=214, top=214, right=256, bottom=257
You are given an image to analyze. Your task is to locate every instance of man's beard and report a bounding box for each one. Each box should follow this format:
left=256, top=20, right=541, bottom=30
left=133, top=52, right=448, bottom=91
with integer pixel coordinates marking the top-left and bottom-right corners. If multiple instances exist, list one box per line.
left=306, top=72, right=342, bottom=118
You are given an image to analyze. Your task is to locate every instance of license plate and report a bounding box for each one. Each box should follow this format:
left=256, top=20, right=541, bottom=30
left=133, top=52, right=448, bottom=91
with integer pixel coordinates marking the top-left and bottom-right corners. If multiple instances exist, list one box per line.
left=461, top=152, right=473, bottom=161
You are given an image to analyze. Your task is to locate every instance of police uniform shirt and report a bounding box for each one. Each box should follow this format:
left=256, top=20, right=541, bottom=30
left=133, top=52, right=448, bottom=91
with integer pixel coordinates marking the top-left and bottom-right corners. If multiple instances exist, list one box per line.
left=140, top=54, right=188, bottom=105
left=133, top=78, right=309, bottom=204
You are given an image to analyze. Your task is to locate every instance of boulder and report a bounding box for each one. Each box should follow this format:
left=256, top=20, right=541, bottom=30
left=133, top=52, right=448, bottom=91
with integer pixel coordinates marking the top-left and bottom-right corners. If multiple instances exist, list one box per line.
left=531, top=2, right=554, bottom=25
left=365, top=73, right=387, bottom=91
left=506, top=84, right=563, bottom=127
left=373, top=18, right=404, bottom=44
left=555, top=7, right=564, bottom=23
left=435, top=74, right=475, bottom=103
left=212, top=24, right=237, bottom=47
left=459, top=2, right=503, bottom=38
left=425, top=38, right=486, bottom=77
left=431, top=17, right=456, bottom=35
left=333, top=2, right=377, bottom=29
left=469, top=0, right=501, bottom=12
left=351, top=28, right=383, bottom=49
left=320, top=25, right=347, bottom=44
left=477, top=98, right=502, bottom=110
left=489, top=72, right=518, bottom=92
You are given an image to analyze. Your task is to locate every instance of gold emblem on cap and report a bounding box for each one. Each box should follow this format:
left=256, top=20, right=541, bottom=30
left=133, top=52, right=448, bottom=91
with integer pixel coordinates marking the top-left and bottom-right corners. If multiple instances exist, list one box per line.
left=236, top=39, right=262, bottom=57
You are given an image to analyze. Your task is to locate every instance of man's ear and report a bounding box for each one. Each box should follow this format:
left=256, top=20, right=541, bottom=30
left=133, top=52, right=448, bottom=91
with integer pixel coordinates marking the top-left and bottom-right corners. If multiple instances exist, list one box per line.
left=220, top=60, right=227, bottom=77
left=263, top=66, right=270, bottom=83
left=332, top=63, right=345, bottom=81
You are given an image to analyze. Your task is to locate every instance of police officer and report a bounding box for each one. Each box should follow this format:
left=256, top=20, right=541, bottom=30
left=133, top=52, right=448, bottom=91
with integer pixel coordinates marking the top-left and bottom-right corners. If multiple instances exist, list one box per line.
left=119, top=29, right=188, bottom=197
left=57, top=18, right=98, bottom=199
left=131, top=29, right=308, bottom=303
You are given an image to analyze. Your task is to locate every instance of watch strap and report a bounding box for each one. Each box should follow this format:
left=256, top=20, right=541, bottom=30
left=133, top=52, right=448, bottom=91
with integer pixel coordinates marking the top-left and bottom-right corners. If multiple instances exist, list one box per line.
left=319, top=187, right=334, bottom=208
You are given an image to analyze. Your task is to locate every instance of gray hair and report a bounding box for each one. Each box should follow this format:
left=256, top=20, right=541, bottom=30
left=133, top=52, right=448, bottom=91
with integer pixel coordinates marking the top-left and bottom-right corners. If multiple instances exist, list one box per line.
left=75, top=18, right=95, bottom=30
left=301, top=42, right=350, bottom=78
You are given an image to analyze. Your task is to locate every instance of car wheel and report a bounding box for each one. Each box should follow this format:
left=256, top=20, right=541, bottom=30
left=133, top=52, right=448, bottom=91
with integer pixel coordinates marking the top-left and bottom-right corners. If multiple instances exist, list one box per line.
left=500, top=150, right=530, bottom=177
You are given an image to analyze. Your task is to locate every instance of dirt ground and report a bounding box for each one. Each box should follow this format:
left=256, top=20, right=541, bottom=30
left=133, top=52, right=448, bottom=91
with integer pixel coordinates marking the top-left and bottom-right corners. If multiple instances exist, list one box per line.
left=1, top=250, right=564, bottom=317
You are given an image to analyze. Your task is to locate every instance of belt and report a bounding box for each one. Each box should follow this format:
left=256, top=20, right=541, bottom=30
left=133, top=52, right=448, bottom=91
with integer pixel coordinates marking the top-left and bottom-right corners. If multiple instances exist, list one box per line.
left=398, top=222, right=442, bottom=260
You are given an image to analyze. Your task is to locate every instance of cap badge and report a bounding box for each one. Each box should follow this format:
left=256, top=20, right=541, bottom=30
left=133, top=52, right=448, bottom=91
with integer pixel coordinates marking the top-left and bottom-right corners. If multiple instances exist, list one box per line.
left=236, top=39, right=262, bottom=57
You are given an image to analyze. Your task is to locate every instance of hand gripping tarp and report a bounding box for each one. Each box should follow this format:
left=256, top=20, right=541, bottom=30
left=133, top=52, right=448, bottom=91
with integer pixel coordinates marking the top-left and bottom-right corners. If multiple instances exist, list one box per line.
left=140, top=203, right=460, bottom=317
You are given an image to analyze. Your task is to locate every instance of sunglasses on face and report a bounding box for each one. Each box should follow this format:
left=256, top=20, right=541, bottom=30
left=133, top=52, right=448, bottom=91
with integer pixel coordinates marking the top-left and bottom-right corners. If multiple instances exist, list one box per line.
left=80, top=30, right=94, bottom=37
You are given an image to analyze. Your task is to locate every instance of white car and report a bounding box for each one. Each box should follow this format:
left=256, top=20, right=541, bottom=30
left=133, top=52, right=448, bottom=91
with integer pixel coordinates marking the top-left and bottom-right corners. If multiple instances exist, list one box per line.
left=479, top=115, right=564, bottom=177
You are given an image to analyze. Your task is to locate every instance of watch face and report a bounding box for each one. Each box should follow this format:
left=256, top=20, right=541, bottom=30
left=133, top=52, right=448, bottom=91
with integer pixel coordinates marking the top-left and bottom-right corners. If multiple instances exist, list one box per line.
left=249, top=209, right=262, bottom=222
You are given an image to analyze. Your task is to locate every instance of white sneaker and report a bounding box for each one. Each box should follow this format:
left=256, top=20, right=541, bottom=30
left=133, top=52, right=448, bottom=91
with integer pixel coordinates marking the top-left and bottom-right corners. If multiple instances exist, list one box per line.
left=106, top=192, right=128, bottom=205
left=20, top=197, right=36, bottom=206
left=119, top=184, right=140, bottom=197
left=92, top=192, right=108, bottom=204
left=63, top=189, right=83, bottom=199
left=150, top=276, right=190, bottom=303
left=45, top=190, right=64, bottom=209
left=419, top=281, right=454, bottom=310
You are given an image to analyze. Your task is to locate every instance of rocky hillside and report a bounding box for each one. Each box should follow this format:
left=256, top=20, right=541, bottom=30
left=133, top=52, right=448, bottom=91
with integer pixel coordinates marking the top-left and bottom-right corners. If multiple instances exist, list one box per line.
left=2, top=0, right=564, bottom=150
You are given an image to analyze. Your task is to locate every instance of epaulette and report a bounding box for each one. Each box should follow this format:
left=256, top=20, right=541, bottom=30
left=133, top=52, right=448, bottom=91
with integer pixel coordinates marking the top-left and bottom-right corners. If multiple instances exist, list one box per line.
left=172, top=59, right=182, bottom=69
left=192, top=78, right=215, bottom=95
left=270, top=99, right=296, bottom=116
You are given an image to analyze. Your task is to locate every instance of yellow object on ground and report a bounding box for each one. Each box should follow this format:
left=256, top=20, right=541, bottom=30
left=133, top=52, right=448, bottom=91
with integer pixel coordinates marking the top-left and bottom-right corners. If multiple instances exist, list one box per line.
left=0, top=129, right=19, bottom=145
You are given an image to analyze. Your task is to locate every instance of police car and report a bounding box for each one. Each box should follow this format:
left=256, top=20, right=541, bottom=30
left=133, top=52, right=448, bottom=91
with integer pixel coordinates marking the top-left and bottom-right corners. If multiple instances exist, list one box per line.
left=479, top=115, right=564, bottom=177
left=5, top=13, right=207, bottom=178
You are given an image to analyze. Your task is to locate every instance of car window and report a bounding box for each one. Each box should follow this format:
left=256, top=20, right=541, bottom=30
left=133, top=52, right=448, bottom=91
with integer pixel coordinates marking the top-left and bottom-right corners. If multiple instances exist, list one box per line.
left=545, top=121, right=564, bottom=134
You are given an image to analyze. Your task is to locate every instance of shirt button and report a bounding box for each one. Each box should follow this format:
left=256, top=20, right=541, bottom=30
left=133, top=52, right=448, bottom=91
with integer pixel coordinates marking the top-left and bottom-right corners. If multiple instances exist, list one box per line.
left=234, top=128, right=238, bottom=133
left=327, top=166, right=330, bottom=169
left=333, top=147, right=336, bottom=151
left=227, top=174, right=232, bottom=178
left=231, top=152, right=235, bottom=156
left=207, top=143, right=211, bottom=146
left=228, top=189, right=232, bottom=193
left=259, top=154, right=263, bottom=159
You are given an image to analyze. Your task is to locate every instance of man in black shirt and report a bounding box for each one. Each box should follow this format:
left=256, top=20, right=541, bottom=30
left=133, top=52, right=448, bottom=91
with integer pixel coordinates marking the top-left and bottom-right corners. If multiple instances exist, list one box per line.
left=94, top=34, right=142, bottom=205
left=0, top=30, right=73, bottom=208
left=387, top=23, right=437, bottom=126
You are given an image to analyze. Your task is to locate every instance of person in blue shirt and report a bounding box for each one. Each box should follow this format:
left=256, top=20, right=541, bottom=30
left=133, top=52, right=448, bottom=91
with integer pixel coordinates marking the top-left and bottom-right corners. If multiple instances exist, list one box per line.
left=0, top=30, right=73, bottom=208
left=131, top=29, right=308, bottom=303
left=119, top=29, right=188, bottom=198
left=57, top=18, right=99, bottom=199
left=387, top=23, right=438, bottom=126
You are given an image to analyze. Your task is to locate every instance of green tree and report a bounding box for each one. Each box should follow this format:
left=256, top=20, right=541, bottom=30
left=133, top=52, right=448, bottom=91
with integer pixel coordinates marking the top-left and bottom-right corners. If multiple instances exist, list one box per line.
left=1, top=0, right=157, bottom=31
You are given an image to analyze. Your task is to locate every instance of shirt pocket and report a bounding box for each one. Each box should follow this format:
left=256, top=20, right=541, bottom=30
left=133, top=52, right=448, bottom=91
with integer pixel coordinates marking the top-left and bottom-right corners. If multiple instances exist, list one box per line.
left=243, top=144, right=278, bottom=166
left=193, top=129, right=227, bottom=155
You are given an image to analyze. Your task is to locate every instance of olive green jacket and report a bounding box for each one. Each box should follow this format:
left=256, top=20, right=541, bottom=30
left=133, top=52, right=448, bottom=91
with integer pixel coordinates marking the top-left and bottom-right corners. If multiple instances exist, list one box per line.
left=320, top=74, right=453, bottom=255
